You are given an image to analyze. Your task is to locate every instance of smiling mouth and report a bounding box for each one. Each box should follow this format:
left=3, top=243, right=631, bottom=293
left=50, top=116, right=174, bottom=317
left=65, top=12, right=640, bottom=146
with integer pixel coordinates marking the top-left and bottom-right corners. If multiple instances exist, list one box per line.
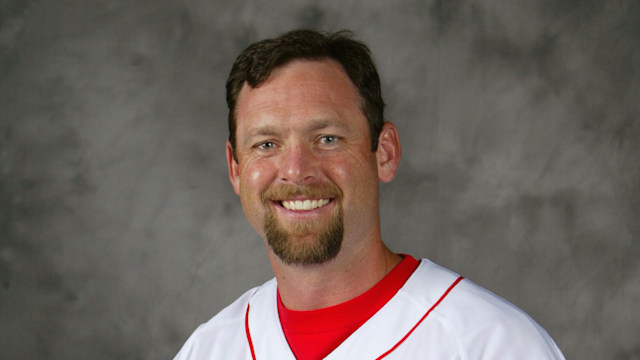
left=281, top=199, right=331, bottom=211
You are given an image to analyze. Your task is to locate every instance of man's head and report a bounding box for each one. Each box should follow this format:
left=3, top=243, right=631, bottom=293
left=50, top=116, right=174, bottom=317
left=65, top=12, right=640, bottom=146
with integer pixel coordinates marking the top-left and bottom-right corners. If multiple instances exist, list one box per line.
left=225, top=30, right=400, bottom=266
left=226, top=29, right=385, bottom=159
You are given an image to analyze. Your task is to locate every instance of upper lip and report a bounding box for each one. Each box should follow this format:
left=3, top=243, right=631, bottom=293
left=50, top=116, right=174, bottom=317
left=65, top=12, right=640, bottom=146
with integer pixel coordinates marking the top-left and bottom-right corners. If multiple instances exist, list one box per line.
left=277, top=195, right=323, bottom=201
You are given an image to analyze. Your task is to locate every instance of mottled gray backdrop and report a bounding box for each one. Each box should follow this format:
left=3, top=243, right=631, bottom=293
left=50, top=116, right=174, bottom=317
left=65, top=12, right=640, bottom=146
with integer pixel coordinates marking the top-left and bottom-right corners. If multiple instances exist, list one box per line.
left=1, top=0, right=638, bottom=359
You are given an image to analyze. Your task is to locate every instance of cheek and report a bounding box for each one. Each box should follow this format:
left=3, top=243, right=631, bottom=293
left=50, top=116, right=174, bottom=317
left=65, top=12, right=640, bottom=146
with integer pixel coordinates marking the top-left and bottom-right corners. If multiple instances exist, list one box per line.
left=239, top=161, right=273, bottom=195
left=328, top=153, right=379, bottom=194
left=249, top=167, right=265, bottom=185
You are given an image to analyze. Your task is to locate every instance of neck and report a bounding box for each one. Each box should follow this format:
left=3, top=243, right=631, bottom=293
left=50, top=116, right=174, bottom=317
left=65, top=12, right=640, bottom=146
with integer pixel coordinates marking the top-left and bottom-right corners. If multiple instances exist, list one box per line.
left=269, top=240, right=402, bottom=311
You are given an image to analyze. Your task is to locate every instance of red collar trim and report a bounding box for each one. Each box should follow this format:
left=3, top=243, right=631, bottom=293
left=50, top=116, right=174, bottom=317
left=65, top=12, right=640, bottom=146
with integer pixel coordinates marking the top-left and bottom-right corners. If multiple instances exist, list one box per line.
left=277, top=254, right=420, bottom=333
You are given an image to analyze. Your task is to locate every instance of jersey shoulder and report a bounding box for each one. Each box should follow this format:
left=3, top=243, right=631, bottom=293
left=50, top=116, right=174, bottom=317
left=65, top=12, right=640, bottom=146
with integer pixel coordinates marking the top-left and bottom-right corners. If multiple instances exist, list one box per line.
left=173, top=278, right=277, bottom=360
left=404, top=259, right=565, bottom=359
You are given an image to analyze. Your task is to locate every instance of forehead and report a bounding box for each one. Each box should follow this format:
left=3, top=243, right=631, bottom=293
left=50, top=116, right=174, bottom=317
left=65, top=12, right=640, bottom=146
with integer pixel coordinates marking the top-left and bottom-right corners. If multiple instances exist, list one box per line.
left=234, top=59, right=364, bottom=130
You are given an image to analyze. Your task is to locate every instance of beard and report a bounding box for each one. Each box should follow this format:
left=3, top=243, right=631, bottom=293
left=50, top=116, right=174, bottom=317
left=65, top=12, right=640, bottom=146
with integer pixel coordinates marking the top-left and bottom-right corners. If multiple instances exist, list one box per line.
left=262, top=184, right=344, bottom=265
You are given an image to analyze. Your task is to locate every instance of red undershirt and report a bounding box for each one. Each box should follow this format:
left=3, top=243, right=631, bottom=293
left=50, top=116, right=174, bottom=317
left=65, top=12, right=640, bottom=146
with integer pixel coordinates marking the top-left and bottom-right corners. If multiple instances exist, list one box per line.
left=277, top=255, right=420, bottom=360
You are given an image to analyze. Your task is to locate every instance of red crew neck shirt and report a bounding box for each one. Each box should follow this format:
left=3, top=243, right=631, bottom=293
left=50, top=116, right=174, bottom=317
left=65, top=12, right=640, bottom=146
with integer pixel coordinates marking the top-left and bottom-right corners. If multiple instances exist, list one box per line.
left=277, top=255, right=420, bottom=360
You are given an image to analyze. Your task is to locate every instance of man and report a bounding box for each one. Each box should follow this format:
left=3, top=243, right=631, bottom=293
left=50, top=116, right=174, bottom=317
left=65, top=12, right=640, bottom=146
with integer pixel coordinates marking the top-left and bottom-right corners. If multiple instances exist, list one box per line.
left=175, top=29, right=565, bottom=359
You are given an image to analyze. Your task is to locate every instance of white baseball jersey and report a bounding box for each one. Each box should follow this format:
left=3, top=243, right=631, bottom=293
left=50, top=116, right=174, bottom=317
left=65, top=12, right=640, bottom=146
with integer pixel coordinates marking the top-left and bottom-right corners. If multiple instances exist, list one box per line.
left=175, top=259, right=565, bottom=359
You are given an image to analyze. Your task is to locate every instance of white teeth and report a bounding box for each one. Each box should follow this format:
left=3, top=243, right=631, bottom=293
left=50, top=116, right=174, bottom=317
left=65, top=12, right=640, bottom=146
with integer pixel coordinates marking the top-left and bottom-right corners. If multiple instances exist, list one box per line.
left=282, top=199, right=330, bottom=211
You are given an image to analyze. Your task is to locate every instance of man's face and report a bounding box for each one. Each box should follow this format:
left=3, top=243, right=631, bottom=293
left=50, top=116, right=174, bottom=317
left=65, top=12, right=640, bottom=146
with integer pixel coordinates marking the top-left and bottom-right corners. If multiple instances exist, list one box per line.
left=227, top=59, right=383, bottom=265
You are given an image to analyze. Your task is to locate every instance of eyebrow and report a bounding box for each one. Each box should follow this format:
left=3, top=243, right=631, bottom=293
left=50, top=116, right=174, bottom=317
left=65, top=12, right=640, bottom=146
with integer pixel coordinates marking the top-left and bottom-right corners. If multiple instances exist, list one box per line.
left=247, top=125, right=280, bottom=137
left=240, top=126, right=279, bottom=148
left=304, top=118, right=349, bottom=133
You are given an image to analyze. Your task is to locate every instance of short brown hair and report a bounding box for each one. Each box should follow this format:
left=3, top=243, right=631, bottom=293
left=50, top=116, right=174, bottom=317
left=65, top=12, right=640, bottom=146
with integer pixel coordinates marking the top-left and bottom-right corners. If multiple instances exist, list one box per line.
left=226, top=29, right=385, bottom=158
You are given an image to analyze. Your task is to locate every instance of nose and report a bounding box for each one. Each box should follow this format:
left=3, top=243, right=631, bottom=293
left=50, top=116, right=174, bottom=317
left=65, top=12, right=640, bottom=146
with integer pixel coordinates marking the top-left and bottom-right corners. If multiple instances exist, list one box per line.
left=279, top=143, right=317, bottom=185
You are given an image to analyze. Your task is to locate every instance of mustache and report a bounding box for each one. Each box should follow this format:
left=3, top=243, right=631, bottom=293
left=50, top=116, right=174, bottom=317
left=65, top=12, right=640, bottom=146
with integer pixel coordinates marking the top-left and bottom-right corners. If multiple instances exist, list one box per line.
left=261, top=183, right=342, bottom=203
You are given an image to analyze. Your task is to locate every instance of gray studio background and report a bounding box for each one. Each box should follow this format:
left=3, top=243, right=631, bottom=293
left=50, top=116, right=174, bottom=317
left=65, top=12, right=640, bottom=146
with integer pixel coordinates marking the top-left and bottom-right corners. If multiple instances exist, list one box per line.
left=1, top=0, right=638, bottom=359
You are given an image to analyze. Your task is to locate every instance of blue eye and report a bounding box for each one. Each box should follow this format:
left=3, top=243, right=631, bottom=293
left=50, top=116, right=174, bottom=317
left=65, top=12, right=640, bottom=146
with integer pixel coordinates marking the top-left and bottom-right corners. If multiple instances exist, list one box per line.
left=257, top=141, right=275, bottom=150
left=320, top=135, right=338, bottom=144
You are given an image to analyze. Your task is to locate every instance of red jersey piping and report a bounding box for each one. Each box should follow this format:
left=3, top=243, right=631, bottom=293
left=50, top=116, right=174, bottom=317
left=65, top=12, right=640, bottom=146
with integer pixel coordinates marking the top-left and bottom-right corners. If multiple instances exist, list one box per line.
left=375, top=276, right=464, bottom=359
left=245, top=304, right=257, bottom=360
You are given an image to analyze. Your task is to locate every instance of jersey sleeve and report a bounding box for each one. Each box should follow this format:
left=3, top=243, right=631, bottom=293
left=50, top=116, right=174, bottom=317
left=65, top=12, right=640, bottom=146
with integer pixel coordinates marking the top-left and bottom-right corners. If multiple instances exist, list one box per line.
left=434, top=278, right=566, bottom=359
left=173, top=287, right=260, bottom=360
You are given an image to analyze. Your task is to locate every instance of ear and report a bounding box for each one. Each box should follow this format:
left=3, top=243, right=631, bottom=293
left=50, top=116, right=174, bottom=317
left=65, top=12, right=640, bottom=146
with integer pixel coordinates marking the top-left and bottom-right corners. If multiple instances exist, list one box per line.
left=376, top=122, right=401, bottom=183
left=226, top=140, right=241, bottom=195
